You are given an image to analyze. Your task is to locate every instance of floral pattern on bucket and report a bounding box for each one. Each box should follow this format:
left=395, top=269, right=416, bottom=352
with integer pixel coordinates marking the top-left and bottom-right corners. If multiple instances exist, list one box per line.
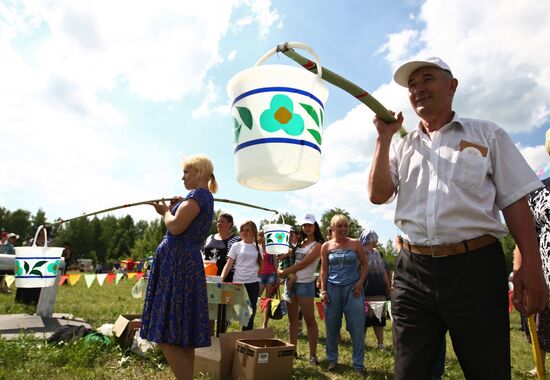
left=260, top=94, right=304, bottom=136
left=15, top=259, right=60, bottom=277
left=265, top=231, right=289, bottom=245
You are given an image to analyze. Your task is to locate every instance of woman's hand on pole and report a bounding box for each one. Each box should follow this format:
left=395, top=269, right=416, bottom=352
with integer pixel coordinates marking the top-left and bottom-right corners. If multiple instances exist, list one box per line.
left=149, top=199, right=170, bottom=216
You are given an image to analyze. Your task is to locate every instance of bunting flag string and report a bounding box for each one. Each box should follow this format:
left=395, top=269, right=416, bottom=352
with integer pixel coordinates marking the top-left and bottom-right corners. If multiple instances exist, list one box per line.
left=4, top=275, right=15, bottom=288
left=59, top=275, right=68, bottom=286
left=84, top=274, right=96, bottom=288
left=3, top=271, right=147, bottom=290
left=68, top=274, right=81, bottom=286
left=96, top=273, right=107, bottom=286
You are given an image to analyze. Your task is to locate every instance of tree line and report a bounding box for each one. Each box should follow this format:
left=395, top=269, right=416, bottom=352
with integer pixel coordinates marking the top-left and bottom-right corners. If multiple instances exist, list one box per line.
left=1, top=206, right=516, bottom=273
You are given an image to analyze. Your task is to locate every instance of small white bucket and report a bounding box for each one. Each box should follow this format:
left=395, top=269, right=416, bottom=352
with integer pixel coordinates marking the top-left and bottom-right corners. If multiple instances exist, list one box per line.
left=227, top=42, right=329, bottom=191
left=263, top=223, right=291, bottom=255
left=15, top=226, right=63, bottom=288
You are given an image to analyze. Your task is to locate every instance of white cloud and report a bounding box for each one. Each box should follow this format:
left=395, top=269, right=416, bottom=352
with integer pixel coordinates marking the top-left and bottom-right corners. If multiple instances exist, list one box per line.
left=236, top=0, right=283, bottom=38
left=192, top=80, right=231, bottom=119
left=227, top=50, right=237, bottom=62
left=519, top=144, right=548, bottom=177
left=0, top=0, right=282, bottom=221
left=380, top=0, right=550, bottom=133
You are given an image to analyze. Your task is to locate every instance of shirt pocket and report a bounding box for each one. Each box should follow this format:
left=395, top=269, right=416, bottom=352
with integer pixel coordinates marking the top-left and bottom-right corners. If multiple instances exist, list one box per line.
left=450, top=150, right=488, bottom=191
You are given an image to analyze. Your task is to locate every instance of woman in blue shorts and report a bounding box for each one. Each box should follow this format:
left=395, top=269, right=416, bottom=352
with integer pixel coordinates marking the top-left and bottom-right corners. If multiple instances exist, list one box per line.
left=278, top=213, right=324, bottom=364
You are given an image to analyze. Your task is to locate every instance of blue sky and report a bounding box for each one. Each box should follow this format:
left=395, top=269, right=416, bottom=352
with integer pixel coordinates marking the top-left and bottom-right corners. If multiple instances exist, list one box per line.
left=1, top=0, right=550, bottom=244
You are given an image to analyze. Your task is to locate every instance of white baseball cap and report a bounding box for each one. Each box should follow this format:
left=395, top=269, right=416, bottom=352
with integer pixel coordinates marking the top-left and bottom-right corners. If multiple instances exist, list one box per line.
left=393, top=56, right=452, bottom=87
left=299, top=213, right=316, bottom=225
left=7, top=233, right=19, bottom=239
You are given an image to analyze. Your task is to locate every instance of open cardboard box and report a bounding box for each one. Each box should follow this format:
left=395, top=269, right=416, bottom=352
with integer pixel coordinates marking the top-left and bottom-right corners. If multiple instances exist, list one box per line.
left=112, top=314, right=142, bottom=348
left=231, top=338, right=295, bottom=380
left=193, top=328, right=274, bottom=380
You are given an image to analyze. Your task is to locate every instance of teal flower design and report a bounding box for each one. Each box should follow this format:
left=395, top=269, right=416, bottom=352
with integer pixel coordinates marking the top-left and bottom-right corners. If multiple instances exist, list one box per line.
left=47, top=260, right=60, bottom=274
left=15, top=261, right=23, bottom=276
left=275, top=233, right=285, bottom=243
left=260, top=94, right=304, bottom=136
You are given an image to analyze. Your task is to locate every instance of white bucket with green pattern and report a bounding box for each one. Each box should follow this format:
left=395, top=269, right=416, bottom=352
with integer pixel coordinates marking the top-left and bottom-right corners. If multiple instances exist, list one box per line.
left=263, top=223, right=291, bottom=255
left=15, top=226, right=62, bottom=288
left=227, top=42, right=329, bottom=191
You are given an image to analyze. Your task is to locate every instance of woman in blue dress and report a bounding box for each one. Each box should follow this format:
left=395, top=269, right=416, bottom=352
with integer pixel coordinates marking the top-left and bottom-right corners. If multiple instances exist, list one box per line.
left=141, top=154, right=217, bottom=380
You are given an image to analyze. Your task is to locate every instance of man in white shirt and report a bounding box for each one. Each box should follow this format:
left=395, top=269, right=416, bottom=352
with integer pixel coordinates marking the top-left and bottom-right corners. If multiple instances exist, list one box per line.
left=368, top=57, right=549, bottom=379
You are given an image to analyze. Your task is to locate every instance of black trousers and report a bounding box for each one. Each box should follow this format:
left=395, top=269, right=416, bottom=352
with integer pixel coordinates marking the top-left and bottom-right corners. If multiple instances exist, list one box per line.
left=243, top=281, right=260, bottom=331
left=392, top=242, right=510, bottom=380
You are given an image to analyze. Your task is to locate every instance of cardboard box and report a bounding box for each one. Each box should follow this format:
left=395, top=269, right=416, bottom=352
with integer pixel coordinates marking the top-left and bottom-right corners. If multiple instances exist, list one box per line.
left=231, top=339, right=295, bottom=380
left=193, top=328, right=274, bottom=380
left=112, top=314, right=141, bottom=348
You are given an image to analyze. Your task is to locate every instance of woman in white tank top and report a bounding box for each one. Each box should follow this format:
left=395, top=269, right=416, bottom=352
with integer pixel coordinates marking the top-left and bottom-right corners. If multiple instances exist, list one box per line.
left=278, top=213, right=324, bottom=364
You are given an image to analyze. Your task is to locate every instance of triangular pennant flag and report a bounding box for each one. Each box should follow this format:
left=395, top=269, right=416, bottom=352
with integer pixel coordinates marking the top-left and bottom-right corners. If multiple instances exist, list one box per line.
left=58, top=275, right=68, bottom=286
left=115, top=273, right=124, bottom=285
left=126, top=272, right=136, bottom=280
left=136, top=272, right=144, bottom=281
left=68, top=274, right=81, bottom=286
left=84, top=274, right=96, bottom=288
left=131, top=278, right=147, bottom=299
left=96, top=273, right=107, bottom=286
left=106, top=273, right=116, bottom=284
left=4, top=275, right=15, bottom=288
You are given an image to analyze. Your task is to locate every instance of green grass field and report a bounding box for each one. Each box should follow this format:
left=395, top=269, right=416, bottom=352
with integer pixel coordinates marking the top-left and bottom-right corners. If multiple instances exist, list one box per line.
left=0, top=277, right=544, bottom=379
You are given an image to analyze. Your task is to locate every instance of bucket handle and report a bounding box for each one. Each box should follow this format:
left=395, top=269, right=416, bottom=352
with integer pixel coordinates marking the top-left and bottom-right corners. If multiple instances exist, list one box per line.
left=254, top=41, right=323, bottom=79
left=269, top=213, right=286, bottom=225
left=32, top=225, right=48, bottom=247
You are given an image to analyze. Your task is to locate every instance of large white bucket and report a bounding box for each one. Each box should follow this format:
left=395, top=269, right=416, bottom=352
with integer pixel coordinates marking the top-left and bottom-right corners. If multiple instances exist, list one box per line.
left=227, top=42, right=329, bottom=191
left=263, top=224, right=291, bottom=255
left=15, top=226, right=63, bottom=288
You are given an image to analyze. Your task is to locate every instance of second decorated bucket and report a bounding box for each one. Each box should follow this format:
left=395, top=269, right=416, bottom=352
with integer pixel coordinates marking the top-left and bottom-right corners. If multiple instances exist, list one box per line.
left=15, top=226, right=63, bottom=288
left=227, top=42, right=329, bottom=191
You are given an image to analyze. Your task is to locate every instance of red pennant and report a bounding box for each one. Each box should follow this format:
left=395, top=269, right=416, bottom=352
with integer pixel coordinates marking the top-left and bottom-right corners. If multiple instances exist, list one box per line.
left=508, top=290, right=514, bottom=313
left=136, top=272, right=144, bottom=281
left=107, top=273, right=116, bottom=284
left=259, top=298, right=271, bottom=313
left=315, top=301, right=325, bottom=321
left=58, top=275, right=68, bottom=286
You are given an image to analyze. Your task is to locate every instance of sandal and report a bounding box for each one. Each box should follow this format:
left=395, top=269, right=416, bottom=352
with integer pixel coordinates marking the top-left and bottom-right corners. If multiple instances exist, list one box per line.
left=327, top=362, right=337, bottom=371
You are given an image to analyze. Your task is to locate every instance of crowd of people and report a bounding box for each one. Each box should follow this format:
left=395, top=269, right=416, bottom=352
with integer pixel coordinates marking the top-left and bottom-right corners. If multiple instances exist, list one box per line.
left=104, top=56, right=550, bottom=380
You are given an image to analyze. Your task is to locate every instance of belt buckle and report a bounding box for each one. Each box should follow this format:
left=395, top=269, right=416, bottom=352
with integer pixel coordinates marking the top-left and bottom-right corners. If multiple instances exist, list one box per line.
left=430, top=245, right=448, bottom=258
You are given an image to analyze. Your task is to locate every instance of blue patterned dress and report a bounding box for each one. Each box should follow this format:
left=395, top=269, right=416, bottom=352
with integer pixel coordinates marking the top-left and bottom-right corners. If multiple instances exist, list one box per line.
left=140, top=188, right=214, bottom=347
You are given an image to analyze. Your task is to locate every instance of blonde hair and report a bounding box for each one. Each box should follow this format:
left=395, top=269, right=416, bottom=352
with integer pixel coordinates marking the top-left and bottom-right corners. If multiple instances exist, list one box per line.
left=545, top=128, right=550, bottom=153
left=330, top=214, right=349, bottom=227
left=182, top=154, right=218, bottom=193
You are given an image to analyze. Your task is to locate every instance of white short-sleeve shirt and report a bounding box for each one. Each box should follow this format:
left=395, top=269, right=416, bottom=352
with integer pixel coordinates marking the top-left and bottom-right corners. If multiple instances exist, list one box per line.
left=388, top=113, right=542, bottom=245
left=228, top=241, right=260, bottom=283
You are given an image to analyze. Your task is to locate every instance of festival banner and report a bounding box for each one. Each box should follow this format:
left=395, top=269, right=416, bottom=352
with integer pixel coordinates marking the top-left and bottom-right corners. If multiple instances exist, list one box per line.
left=115, top=273, right=124, bottom=284
left=58, top=275, right=68, bottom=286
left=136, top=272, right=144, bottom=281
left=96, top=273, right=107, bottom=286
left=106, top=273, right=116, bottom=284
left=4, top=275, right=15, bottom=288
left=68, top=274, right=81, bottom=286
left=84, top=274, right=96, bottom=288
left=126, top=272, right=136, bottom=280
